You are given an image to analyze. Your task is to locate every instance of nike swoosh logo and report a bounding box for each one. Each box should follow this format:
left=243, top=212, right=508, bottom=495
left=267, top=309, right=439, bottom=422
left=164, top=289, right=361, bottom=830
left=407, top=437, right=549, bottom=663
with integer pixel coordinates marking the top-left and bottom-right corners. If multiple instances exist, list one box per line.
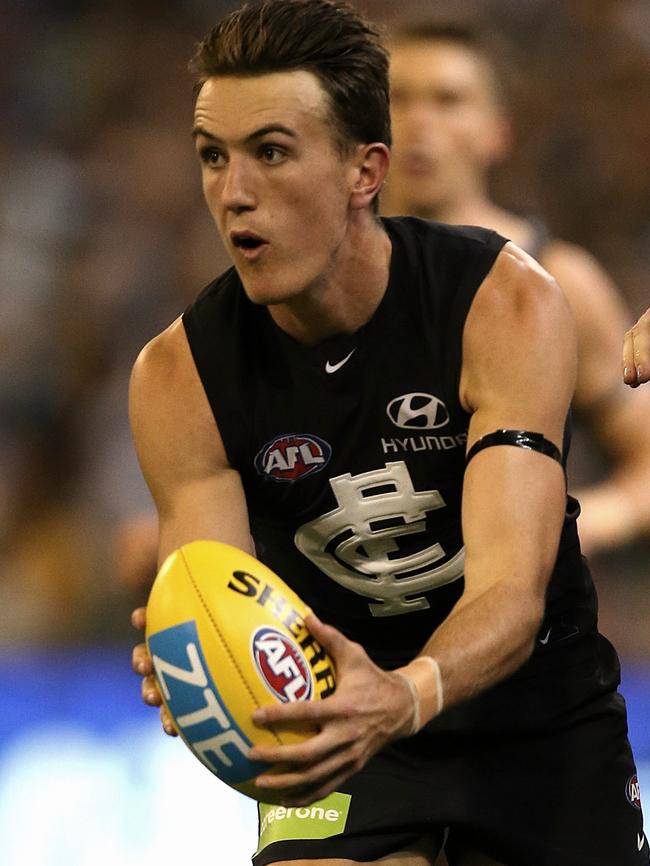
left=638, top=832, right=645, bottom=851
left=539, top=628, right=552, bottom=645
left=325, top=349, right=356, bottom=374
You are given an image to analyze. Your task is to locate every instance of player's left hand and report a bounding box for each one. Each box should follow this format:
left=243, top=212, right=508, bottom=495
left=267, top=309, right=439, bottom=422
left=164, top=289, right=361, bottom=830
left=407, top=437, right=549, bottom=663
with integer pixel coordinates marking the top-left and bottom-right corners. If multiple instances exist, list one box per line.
left=248, top=613, right=416, bottom=806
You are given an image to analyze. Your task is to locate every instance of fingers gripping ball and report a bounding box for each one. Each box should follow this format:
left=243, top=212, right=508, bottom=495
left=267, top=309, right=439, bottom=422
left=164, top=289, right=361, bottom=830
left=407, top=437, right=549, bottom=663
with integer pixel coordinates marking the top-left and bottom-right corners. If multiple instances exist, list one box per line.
left=145, top=540, right=336, bottom=800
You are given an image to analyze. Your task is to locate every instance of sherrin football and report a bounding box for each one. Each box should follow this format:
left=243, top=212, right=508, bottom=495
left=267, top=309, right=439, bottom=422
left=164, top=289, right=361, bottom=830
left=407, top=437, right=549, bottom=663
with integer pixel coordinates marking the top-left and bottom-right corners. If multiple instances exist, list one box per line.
left=145, top=540, right=336, bottom=800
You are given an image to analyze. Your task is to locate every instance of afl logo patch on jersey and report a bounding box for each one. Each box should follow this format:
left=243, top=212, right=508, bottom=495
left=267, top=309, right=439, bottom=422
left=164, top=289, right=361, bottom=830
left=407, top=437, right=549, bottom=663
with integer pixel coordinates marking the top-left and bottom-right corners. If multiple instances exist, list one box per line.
left=387, top=393, right=450, bottom=430
left=252, top=626, right=313, bottom=702
left=255, top=433, right=332, bottom=482
left=626, top=774, right=642, bottom=810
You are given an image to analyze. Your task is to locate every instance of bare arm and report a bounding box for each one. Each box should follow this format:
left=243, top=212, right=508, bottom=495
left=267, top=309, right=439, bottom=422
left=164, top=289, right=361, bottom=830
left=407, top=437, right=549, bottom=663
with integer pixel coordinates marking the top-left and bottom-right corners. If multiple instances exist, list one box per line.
left=129, top=317, right=253, bottom=729
left=411, top=243, right=574, bottom=707
left=129, top=318, right=253, bottom=563
left=541, top=243, right=650, bottom=553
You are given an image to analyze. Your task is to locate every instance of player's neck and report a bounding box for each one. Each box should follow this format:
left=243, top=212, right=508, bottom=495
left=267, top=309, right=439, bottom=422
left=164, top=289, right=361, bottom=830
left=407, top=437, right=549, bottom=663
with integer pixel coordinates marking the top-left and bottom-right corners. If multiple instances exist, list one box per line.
left=268, top=215, right=391, bottom=346
left=392, top=192, right=533, bottom=248
left=434, top=195, right=502, bottom=226
left=438, top=199, right=536, bottom=250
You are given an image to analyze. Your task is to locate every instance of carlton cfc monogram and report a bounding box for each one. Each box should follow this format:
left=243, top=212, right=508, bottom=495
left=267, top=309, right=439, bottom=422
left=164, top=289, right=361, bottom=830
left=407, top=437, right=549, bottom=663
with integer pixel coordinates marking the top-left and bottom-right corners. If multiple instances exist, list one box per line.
left=295, top=461, right=465, bottom=616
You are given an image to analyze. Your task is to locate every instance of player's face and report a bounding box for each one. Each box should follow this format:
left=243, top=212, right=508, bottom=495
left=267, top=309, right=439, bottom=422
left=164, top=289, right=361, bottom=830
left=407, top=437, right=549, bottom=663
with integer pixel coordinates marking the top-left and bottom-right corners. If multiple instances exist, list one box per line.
left=193, top=70, right=361, bottom=305
left=388, top=40, right=510, bottom=215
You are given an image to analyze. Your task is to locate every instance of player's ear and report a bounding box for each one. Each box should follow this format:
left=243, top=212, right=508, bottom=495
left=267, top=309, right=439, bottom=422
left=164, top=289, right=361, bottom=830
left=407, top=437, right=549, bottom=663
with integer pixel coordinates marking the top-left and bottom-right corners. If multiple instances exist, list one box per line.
left=349, top=142, right=390, bottom=210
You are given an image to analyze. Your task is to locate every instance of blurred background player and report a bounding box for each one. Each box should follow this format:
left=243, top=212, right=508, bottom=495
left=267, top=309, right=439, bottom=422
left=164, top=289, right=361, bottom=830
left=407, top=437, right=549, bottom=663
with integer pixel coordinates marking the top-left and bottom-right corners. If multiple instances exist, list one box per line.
left=382, top=17, right=650, bottom=556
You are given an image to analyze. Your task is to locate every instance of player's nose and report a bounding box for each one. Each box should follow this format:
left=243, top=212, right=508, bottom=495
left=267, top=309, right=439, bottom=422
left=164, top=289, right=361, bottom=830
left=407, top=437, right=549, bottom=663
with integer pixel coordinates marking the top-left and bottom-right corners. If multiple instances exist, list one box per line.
left=221, top=157, right=257, bottom=212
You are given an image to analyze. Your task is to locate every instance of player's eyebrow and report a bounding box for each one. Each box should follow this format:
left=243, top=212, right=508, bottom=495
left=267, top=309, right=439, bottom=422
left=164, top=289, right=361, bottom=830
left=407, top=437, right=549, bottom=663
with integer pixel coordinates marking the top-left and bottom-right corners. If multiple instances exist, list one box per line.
left=191, top=123, right=298, bottom=143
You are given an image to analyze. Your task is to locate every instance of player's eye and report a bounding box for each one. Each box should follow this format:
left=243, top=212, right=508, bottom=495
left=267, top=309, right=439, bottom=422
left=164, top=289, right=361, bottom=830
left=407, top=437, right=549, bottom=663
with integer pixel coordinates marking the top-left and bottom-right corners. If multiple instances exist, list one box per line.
left=259, top=144, right=287, bottom=165
left=434, top=89, right=464, bottom=108
left=199, top=146, right=225, bottom=167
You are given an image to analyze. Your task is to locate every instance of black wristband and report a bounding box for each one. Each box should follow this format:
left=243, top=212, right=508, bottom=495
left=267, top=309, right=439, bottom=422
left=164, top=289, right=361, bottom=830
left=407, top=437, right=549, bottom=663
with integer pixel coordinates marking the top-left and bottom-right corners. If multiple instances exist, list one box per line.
left=465, top=429, right=563, bottom=467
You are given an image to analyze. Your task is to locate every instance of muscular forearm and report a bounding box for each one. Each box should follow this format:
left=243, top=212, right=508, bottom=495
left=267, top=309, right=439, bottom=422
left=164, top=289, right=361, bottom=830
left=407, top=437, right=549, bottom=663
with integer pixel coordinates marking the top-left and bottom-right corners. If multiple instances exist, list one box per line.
left=404, top=577, right=543, bottom=722
left=405, top=451, right=564, bottom=722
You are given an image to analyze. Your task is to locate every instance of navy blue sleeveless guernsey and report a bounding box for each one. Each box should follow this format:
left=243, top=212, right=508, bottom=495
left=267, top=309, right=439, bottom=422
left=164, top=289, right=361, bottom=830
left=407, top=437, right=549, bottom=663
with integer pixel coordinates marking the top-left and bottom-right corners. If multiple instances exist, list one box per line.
left=183, top=217, right=600, bottom=677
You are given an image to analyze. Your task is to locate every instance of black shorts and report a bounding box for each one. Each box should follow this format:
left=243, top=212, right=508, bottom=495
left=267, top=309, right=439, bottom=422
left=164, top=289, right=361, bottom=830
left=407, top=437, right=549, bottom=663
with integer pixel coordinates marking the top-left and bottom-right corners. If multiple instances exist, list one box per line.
left=253, top=635, right=648, bottom=866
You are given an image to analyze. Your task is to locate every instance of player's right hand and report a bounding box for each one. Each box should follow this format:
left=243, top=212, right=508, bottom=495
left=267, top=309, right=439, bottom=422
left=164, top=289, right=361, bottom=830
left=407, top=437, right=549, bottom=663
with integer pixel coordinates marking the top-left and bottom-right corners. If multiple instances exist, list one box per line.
left=131, top=606, right=178, bottom=737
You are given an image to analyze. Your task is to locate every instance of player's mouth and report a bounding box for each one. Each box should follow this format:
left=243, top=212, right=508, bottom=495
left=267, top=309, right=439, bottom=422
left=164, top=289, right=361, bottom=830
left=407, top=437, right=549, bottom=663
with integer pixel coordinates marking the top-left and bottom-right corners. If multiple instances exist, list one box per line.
left=230, top=230, right=269, bottom=261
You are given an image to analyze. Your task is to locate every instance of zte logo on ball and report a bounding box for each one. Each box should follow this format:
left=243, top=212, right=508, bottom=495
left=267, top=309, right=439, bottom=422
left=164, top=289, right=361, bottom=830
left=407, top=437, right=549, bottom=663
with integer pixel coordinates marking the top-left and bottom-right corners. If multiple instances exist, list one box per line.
left=254, top=433, right=332, bottom=482
left=252, top=626, right=313, bottom=702
left=148, top=620, right=266, bottom=783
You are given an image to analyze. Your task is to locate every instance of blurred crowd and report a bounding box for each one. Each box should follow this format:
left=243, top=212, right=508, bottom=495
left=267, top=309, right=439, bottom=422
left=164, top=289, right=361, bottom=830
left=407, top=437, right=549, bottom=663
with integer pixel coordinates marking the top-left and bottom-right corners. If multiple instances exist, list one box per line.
left=1, top=0, right=649, bottom=655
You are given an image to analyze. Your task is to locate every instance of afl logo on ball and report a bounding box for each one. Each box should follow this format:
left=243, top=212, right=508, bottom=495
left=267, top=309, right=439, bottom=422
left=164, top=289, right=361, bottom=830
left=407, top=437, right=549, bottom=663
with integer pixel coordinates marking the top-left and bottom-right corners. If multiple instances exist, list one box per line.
left=626, top=774, right=642, bottom=810
left=254, top=433, right=332, bottom=482
left=387, top=393, right=450, bottom=430
left=252, top=626, right=313, bottom=702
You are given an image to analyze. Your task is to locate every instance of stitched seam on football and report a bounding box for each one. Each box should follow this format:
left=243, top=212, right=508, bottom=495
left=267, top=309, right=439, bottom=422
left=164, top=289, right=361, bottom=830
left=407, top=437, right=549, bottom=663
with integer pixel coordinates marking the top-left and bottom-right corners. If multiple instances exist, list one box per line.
left=181, top=547, right=284, bottom=746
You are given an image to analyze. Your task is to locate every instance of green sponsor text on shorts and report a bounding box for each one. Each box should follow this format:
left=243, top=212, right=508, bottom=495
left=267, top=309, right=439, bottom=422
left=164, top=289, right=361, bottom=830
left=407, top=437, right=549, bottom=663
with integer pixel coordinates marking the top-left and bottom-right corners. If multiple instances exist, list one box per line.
left=256, top=792, right=352, bottom=853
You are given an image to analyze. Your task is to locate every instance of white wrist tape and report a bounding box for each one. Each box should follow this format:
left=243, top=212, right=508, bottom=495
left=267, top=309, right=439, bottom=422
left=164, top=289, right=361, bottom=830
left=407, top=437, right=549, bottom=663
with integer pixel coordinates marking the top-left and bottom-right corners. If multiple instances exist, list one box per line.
left=397, top=656, right=444, bottom=735
left=394, top=670, right=420, bottom=736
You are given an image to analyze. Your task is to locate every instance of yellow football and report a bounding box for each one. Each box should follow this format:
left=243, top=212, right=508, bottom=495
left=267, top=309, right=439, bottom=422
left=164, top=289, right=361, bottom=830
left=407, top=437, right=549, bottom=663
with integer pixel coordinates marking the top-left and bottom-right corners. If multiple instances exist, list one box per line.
left=145, top=539, right=336, bottom=800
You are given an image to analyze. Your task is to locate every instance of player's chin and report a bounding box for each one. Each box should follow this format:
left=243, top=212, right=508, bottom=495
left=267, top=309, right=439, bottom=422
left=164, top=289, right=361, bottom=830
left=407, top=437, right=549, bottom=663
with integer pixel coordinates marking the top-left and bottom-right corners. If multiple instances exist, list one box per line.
left=240, top=278, right=307, bottom=307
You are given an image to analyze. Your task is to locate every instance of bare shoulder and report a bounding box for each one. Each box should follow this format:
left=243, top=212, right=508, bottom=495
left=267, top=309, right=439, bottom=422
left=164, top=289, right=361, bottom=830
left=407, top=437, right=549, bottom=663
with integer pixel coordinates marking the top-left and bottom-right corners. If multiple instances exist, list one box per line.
left=129, top=317, right=229, bottom=492
left=460, top=242, right=577, bottom=421
left=130, top=319, right=201, bottom=444
left=129, top=317, right=252, bottom=558
left=468, top=241, right=574, bottom=338
left=131, top=317, right=198, bottom=396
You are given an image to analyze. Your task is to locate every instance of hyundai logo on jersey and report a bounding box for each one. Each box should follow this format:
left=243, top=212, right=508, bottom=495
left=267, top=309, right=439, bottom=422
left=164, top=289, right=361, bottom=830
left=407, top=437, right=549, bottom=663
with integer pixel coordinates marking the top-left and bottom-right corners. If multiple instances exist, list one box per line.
left=252, top=626, right=313, bottom=702
left=254, top=434, right=332, bottom=482
left=387, top=393, right=450, bottom=430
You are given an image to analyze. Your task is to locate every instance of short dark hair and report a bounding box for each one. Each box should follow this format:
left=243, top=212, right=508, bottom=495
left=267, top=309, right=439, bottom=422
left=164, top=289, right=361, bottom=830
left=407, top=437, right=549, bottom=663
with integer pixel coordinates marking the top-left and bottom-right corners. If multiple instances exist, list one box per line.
left=190, top=0, right=391, bottom=152
left=389, top=16, right=513, bottom=108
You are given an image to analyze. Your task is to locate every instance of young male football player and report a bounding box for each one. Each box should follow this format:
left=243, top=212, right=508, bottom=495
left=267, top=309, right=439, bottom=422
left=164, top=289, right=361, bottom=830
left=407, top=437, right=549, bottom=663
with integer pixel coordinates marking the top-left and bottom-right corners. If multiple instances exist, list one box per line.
left=130, top=2, right=646, bottom=864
